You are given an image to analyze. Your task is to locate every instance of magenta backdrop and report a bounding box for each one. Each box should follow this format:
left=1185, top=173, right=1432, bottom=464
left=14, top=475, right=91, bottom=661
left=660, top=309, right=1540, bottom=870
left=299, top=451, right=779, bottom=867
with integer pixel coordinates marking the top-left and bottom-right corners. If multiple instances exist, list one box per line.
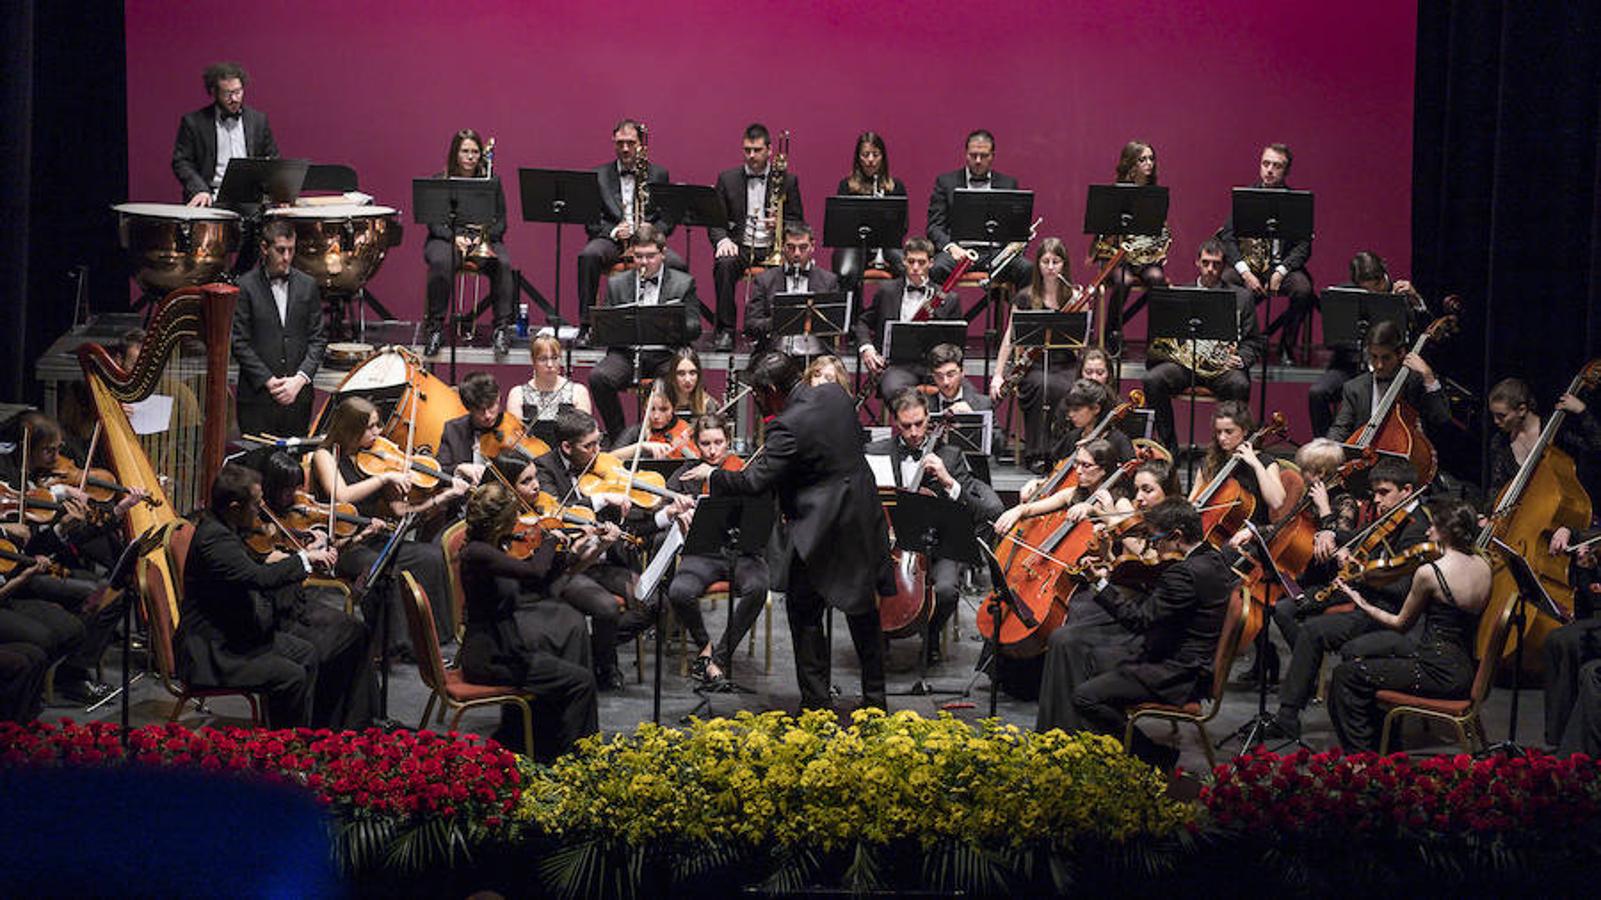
left=125, top=0, right=1415, bottom=337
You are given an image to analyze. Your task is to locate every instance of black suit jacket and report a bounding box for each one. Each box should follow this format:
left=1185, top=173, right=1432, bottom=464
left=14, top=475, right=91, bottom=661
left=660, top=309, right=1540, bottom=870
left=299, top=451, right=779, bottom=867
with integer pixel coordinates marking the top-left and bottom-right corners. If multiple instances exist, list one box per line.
left=927, top=169, right=1021, bottom=249
left=1091, top=542, right=1233, bottom=703
left=1217, top=181, right=1313, bottom=274
left=710, top=384, right=888, bottom=613
left=836, top=176, right=908, bottom=198
left=744, top=265, right=841, bottom=341
left=602, top=267, right=703, bottom=342
left=436, top=414, right=483, bottom=472
left=708, top=167, right=804, bottom=248
left=929, top=382, right=993, bottom=414
left=1326, top=370, right=1453, bottom=442
left=176, top=511, right=307, bottom=687
left=854, top=279, right=961, bottom=352
left=231, top=266, right=326, bottom=405
left=587, top=161, right=675, bottom=240
left=171, top=105, right=279, bottom=201
left=863, top=436, right=1003, bottom=538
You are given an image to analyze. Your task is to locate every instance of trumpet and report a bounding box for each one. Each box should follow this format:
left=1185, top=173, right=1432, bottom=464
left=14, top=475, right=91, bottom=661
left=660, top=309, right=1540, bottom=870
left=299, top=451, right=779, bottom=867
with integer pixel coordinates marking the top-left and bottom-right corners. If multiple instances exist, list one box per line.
left=761, top=130, right=790, bottom=267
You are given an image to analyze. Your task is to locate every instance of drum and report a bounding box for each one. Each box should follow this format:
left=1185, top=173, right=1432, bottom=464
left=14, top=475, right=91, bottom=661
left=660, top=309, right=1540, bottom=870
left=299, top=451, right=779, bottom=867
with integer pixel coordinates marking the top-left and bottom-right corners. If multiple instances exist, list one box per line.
left=112, top=202, right=241, bottom=294
left=316, top=346, right=464, bottom=454
left=267, top=204, right=400, bottom=295
left=324, top=342, right=375, bottom=370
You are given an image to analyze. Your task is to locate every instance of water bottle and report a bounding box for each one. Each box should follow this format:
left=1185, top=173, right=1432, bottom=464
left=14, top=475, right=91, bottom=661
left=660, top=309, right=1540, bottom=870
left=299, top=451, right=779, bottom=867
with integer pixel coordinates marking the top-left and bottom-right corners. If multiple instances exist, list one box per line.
left=516, top=302, right=529, bottom=338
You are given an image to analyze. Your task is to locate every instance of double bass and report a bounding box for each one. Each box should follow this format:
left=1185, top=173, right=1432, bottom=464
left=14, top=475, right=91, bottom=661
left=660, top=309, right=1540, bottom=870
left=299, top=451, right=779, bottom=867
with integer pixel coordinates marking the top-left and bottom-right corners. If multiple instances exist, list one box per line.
left=1475, top=358, right=1601, bottom=667
left=1344, top=302, right=1459, bottom=486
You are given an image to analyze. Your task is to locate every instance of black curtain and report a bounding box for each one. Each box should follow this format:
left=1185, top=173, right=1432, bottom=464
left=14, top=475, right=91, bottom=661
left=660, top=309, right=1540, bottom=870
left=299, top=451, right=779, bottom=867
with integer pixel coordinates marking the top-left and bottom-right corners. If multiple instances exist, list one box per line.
left=0, top=1, right=128, bottom=405
left=1412, top=0, right=1601, bottom=489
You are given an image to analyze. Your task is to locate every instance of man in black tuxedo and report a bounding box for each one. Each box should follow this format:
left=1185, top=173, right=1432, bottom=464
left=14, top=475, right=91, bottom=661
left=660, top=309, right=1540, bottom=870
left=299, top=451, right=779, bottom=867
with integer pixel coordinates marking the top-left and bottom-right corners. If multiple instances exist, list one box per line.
left=926, top=130, right=1033, bottom=289
left=865, top=390, right=1002, bottom=661
left=1038, top=498, right=1231, bottom=770
left=436, top=371, right=503, bottom=485
left=926, top=342, right=992, bottom=414
left=232, top=220, right=326, bottom=438
left=694, top=351, right=890, bottom=711
left=1217, top=143, right=1316, bottom=363
left=855, top=237, right=960, bottom=403
left=744, top=222, right=840, bottom=357
left=576, top=119, right=687, bottom=341
left=171, top=61, right=278, bottom=207
left=708, top=123, right=805, bottom=351
left=176, top=464, right=370, bottom=729
left=587, top=225, right=703, bottom=440
left=1326, top=319, right=1451, bottom=443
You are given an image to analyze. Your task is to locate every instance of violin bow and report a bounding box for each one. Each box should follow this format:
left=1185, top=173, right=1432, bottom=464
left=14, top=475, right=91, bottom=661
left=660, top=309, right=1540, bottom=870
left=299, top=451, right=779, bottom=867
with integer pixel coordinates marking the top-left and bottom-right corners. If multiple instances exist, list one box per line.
left=16, top=425, right=29, bottom=525
left=80, top=423, right=101, bottom=493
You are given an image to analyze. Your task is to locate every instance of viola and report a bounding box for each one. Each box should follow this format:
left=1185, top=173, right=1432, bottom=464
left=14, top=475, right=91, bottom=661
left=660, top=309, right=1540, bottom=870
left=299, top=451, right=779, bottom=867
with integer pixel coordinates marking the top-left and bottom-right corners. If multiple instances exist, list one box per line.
left=505, top=513, right=568, bottom=559
left=577, top=452, right=687, bottom=511
left=355, top=434, right=447, bottom=493
left=1192, top=412, right=1289, bottom=546
left=1345, top=298, right=1460, bottom=486
left=39, top=457, right=161, bottom=509
left=0, top=536, right=69, bottom=579
left=245, top=511, right=307, bottom=559
left=521, top=490, right=644, bottom=551
left=477, top=411, right=551, bottom=468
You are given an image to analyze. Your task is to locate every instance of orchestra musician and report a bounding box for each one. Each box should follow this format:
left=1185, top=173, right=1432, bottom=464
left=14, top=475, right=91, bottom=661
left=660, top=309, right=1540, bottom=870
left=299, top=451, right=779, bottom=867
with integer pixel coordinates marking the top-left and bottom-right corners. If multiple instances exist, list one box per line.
left=422, top=128, right=515, bottom=358
left=1218, top=143, right=1316, bottom=364
left=855, top=237, right=960, bottom=404
left=171, top=61, right=277, bottom=208
left=866, top=390, right=1003, bottom=661
left=710, top=123, right=805, bottom=352
left=232, top=219, right=326, bottom=439
left=1191, top=401, right=1287, bottom=518
left=1308, top=251, right=1431, bottom=437
left=1091, top=141, right=1170, bottom=354
left=927, top=343, right=991, bottom=415
left=662, top=347, right=713, bottom=419
left=506, top=334, right=593, bottom=425
left=586, top=224, right=703, bottom=442
left=994, top=438, right=1129, bottom=538
left=610, top=383, right=696, bottom=461
left=1141, top=239, right=1263, bottom=453
left=1486, top=377, right=1601, bottom=511
left=926, top=130, right=1032, bottom=289
left=436, top=371, right=505, bottom=486
left=744, top=222, right=841, bottom=357
left=1326, top=498, right=1490, bottom=753
left=693, top=351, right=891, bottom=711
left=576, top=119, right=686, bottom=345
left=1265, top=457, right=1430, bottom=740
left=458, top=481, right=600, bottom=761
left=1043, top=379, right=1134, bottom=476
left=1549, top=533, right=1601, bottom=751
left=990, top=237, right=1083, bottom=471
left=0, top=553, right=78, bottom=721
left=831, top=132, right=907, bottom=300
left=1325, top=320, right=1451, bottom=443
left=1079, top=347, right=1113, bottom=388
left=805, top=354, right=852, bottom=392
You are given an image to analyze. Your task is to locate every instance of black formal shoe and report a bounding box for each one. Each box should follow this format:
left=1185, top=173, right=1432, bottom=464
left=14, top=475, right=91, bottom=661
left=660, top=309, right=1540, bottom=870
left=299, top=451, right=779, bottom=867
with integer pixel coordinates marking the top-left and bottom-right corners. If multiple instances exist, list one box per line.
left=1141, top=743, right=1181, bottom=773
left=575, top=326, right=593, bottom=349
left=1262, top=712, right=1302, bottom=741
left=598, top=669, right=627, bottom=692
left=58, top=679, right=116, bottom=705
left=424, top=328, right=444, bottom=357
left=492, top=326, right=512, bottom=357
left=712, top=330, right=734, bottom=352
left=1239, top=642, right=1281, bottom=689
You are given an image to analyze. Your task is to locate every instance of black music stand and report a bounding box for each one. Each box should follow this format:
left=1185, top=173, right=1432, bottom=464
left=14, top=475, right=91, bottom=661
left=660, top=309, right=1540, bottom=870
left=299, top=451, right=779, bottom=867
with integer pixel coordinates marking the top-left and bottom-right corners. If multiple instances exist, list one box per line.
left=112, top=526, right=165, bottom=748
left=415, top=177, right=499, bottom=383
left=1010, top=309, right=1090, bottom=456
left=771, top=290, right=850, bottom=360
left=673, top=496, right=776, bottom=719
left=886, top=489, right=977, bottom=696
left=1232, top=187, right=1314, bottom=413
left=301, top=163, right=359, bottom=193
left=944, top=411, right=993, bottom=456
left=591, top=302, right=695, bottom=350
left=518, top=168, right=603, bottom=335
left=1084, top=184, right=1170, bottom=374
left=823, top=195, right=909, bottom=301
left=885, top=321, right=966, bottom=369
left=1321, top=288, right=1410, bottom=349
left=1147, top=287, right=1238, bottom=484
left=1217, top=521, right=1312, bottom=755
left=652, top=183, right=725, bottom=275
left=950, top=189, right=1036, bottom=385
left=1485, top=537, right=1573, bottom=757
left=217, top=157, right=309, bottom=211
left=355, top=511, right=415, bottom=727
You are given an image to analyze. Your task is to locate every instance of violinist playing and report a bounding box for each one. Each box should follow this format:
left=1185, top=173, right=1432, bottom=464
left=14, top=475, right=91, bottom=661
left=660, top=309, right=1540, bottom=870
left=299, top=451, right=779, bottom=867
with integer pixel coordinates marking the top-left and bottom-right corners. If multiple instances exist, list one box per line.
left=437, top=371, right=509, bottom=486
left=610, top=383, right=698, bottom=461
left=864, top=390, right=1003, bottom=663
left=308, top=397, right=458, bottom=661
left=458, top=481, right=600, bottom=760
left=647, top=413, right=770, bottom=685
left=1264, top=457, right=1430, bottom=742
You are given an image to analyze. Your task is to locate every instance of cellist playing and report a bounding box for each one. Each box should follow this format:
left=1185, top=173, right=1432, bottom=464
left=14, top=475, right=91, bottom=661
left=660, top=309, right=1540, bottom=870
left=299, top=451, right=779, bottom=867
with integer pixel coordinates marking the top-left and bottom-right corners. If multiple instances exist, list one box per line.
left=1326, top=320, right=1452, bottom=444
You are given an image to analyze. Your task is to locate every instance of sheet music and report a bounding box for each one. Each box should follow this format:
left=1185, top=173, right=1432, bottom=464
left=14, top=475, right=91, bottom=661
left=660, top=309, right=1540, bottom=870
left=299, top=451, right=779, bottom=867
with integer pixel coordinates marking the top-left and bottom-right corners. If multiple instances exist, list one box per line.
left=125, top=394, right=174, bottom=435
left=866, top=453, right=896, bottom=488
left=636, top=526, right=684, bottom=601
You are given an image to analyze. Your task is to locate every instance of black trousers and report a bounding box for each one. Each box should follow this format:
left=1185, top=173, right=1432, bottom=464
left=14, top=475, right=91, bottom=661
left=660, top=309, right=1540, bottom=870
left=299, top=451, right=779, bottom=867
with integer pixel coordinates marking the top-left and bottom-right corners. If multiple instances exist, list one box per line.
left=833, top=247, right=905, bottom=303
left=1544, top=617, right=1601, bottom=745
left=0, top=601, right=84, bottom=668
left=239, top=630, right=319, bottom=728
left=1276, top=606, right=1412, bottom=714
left=0, top=641, right=48, bottom=723
left=588, top=347, right=674, bottom=442
left=1142, top=360, right=1250, bottom=453
left=576, top=237, right=686, bottom=326
left=237, top=393, right=314, bottom=441
left=337, top=538, right=452, bottom=655
left=712, top=245, right=767, bottom=335
left=1224, top=268, right=1316, bottom=357
left=24, top=576, right=115, bottom=681
left=667, top=552, right=769, bottom=672
left=785, top=553, right=885, bottom=711
left=554, top=566, right=635, bottom=681
left=423, top=236, right=515, bottom=330
left=491, top=601, right=598, bottom=762
left=1016, top=365, right=1076, bottom=464
left=281, top=594, right=377, bottom=731
left=1328, top=643, right=1474, bottom=752
left=1559, top=658, right=1601, bottom=755
left=1036, top=588, right=1142, bottom=733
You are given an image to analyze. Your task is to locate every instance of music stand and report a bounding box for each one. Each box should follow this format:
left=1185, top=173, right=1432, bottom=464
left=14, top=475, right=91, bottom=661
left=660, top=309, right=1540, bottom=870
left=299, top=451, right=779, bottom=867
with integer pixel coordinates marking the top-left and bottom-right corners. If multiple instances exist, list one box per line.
left=591, top=303, right=695, bottom=350
left=301, top=163, right=359, bottom=194
left=772, top=290, right=850, bottom=360
left=949, top=188, right=1035, bottom=385
left=1232, top=187, right=1314, bottom=398
left=1321, top=288, right=1410, bottom=349
left=651, top=183, right=725, bottom=274
left=217, top=157, right=309, bottom=210
left=884, top=321, right=966, bottom=367
left=944, top=411, right=993, bottom=456
left=674, top=495, right=776, bottom=719
left=414, top=177, right=500, bottom=382
left=1486, top=538, right=1574, bottom=756
left=1083, top=184, right=1170, bottom=371
left=887, top=489, right=977, bottom=696
left=824, top=195, right=909, bottom=306
left=1147, top=287, right=1238, bottom=484
left=1010, top=309, right=1089, bottom=455
left=518, top=168, right=603, bottom=333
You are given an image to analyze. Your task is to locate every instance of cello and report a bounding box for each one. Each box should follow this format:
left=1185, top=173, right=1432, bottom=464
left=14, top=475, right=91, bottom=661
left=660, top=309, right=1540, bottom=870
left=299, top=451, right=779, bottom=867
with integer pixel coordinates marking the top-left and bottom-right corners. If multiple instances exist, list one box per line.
left=1475, top=358, right=1601, bottom=666
left=1257, top=450, right=1379, bottom=606
left=1344, top=301, right=1459, bottom=486
left=1191, top=412, right=1288, bottom=546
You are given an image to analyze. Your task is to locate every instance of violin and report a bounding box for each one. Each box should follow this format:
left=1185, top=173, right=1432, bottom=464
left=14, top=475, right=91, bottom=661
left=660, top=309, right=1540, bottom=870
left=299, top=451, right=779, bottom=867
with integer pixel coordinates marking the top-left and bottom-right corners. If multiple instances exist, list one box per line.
left=577, top=451, right=687, bottom=510
left=0, top=536, right=69, bottom=579
left=1294, top=486, right=1429, bottom=619
left=526, top=490, right=644, bottom=550
left=651, top=418, right=700, bottom=460
left=476, top=411, right=551, bottom=469
left=38, top=457, right=160, bottom=509
left=1193, top=412, right=1289, bottom=545
left=505, top=513, right=567, bottom=559
left=355, top=434, right=447, bottom=493
left=279, top=490, right=385, bottom=541
left=0, top=482, right=94, bottom=526
left=245, top=511, right=308, bottom=559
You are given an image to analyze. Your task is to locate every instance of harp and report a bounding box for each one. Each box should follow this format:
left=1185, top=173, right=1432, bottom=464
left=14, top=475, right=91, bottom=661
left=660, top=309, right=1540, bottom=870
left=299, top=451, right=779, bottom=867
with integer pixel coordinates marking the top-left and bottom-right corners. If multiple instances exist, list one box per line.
left=76, top=283, right=237, bottom=625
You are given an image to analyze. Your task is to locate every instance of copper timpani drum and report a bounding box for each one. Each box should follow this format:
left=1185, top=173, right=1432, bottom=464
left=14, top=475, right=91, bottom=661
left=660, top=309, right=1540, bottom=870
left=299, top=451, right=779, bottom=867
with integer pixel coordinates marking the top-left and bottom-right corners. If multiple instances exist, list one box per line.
left=112, top=202, right=241, bottom=294
left=266, top=204, right=401, bottom=295
left=314, top=346, right=464, bottom=454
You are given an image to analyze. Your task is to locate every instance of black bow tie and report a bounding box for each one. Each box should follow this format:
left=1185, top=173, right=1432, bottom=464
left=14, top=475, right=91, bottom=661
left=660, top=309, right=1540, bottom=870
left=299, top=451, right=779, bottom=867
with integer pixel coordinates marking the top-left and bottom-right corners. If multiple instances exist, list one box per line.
left=906, top=284, right=928, bottom=295
left=785, top=266, right=808, bottom=279
left=745, top=171, right=767, bottom=181
left=268, top=272, right=290, bottom=284
left=968, top=175, right=990, bottom=185
left=218, top=108, right=242, bottom=121
left=640, top=276, right=659, bottom=287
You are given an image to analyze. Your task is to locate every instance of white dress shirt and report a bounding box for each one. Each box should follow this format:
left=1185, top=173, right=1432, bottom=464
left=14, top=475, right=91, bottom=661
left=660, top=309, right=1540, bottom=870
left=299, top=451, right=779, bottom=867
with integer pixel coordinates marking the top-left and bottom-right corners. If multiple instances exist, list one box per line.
left=636, top=270, right=662, bottom=306
left=743, top=168, right=770, bottom=247
left=213, top=114, right=246, bottom=190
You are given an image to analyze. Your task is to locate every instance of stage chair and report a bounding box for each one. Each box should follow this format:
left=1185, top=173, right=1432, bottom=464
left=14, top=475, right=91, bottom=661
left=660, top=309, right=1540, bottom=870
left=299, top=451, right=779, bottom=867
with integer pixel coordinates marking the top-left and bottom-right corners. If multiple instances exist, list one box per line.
left=1123, top=584, right=1250, bottom=771
left=400, top=570, right=536, bottom=752
left=1377, top=598, right=1516, bottom=755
